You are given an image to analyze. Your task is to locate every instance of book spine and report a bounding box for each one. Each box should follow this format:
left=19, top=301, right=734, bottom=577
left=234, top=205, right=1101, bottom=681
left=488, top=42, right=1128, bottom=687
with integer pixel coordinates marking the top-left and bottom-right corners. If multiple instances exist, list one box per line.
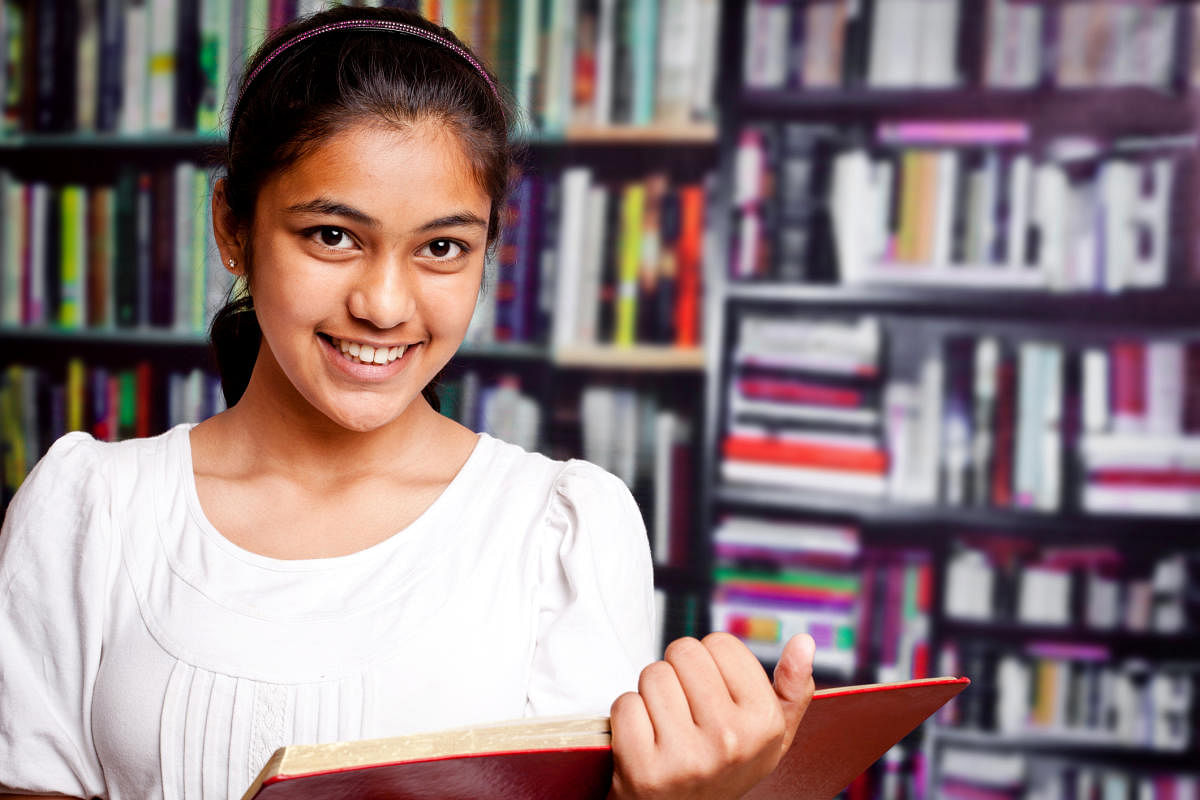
left=614, top=181, right=644, bottom=346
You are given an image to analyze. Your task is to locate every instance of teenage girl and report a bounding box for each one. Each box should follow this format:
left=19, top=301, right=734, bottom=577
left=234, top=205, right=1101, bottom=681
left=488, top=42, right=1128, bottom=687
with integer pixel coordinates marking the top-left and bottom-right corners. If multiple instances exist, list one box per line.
left=0, top=6, right=814, bottom=799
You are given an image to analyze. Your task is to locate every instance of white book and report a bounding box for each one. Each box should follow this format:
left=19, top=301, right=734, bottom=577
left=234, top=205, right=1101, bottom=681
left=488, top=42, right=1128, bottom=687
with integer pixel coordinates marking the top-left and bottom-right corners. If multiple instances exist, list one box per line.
left=931, top=151, right=958, bottom=268
left=729, top=394, right=880, bottom=428
left=1126, top=158, right=1173, bottom=289
left=120, top=2, right=148, bottom=135
left=173, top=163, right=197, bottom=332
left=655, top=0, right=697, bottom=124
left=1038, top=344, right=1063, bottom=512
left=714, top=517, right=859, bottom=556
left=1067, top=180, right=1100, bottom=290
left=612, top=388, right=639, bottom=487
left=515, top=0, right=540, bottom=130
left=917, top=0, right=960, bottom=87
left=76, top=0, right=100, bottom=132
left=1006, top=153, right=1031, bottom=269
left=28, top=183, right=48, bottom=325
left=581, top=385, right=616, bottom=472
left=652, top=411, right=676, bottom=566
left=550, top=168, right=592, bottom=351
left=1, top=174, right=23, bottom=326
left=1139, top=6, right=1178, bottom=88
left=1145, top=340, right=1184, bottom=436
left=574, top=185, right=608, bottom=346
left=912, top=355, right=944, bottom=504
left=1033, top=163, right=1069, bottom=290
left=1108, top=5, right=1140, bottom=87
left=867, top=0, right=906, bottom=87
left=742, top=0, right=790, bottom=89
left=1082, top=348, right=1110, bottom=435
left=1080, top=434, right=1200, bottom=470
left=722, top=460, right=888, bottom=496
left=1013, top=342, right=1042, bottom=509
left=1083, top=485, right=1200, bottom=517
left=945, top=550, right=995, bottom=621
left=830, top=148, right=874, bottom=284
left=592, top=0, right=617, bottom=126
left=1018, top=566, right=1071, bottom=626
left=1099, top=160, right=1138, bottom=293
left=995, top=656, right=1031, bottom=736
left=541, top=0, right=576, bottom=134
left=884, top=382, right=921, bottom=501
left=690, top=0, right=720, bottom=120
left=462, top=253, right=497, bottom=346
left=146, top=0, right=177, bottom=131
left=870, top=158, right=895, bottom=263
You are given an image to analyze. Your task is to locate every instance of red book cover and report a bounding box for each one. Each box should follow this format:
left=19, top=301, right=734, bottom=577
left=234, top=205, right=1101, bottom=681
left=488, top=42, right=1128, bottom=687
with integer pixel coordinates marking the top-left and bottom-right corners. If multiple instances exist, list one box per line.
left=990, top=345, right=1016, bottom=507
left=737, top=376, right=864, bottom=407
left=667, top=439, right=691, bottom=567
left=243, top=677, right=970, bottom=800
left=1111, top=341, right=1146, bottom=423
left=1089, top=469, right=1200, bottom=488
left=723, top=435, right=888, bottom=474
left=674, top=184, right=704, bottom=348
left=135, top=361, right=152, bottom=439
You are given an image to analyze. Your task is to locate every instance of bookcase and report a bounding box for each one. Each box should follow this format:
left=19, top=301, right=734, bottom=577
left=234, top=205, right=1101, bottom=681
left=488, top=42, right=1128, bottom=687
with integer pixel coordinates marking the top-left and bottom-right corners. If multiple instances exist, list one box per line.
left=0, top=0, right=723, bottom=651
left=705, top=2, right=1200, bottom=799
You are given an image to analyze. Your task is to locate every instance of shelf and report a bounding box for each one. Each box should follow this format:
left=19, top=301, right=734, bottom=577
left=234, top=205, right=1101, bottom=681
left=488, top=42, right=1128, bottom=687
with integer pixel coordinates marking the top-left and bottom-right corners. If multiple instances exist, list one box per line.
left=653, top=565, right=709, bottom=593
left=551, top=345, right=706, bottom=372
left=931, top=726, right=1199, bottom=771
left=452, top=342, right=548, bottom=362
left=557, top=123, right=718, bottom=144
left=738, top=87, right=1197, bottom=134
left=723, top=283, right=1200, bottom=327
left=0, top=324, right=210, bottom=347
left=0, top=132, right=225, bottom=151
left=714, top=482, right=1200, bottom=539
left=939, top=620, right=1200, bottom=660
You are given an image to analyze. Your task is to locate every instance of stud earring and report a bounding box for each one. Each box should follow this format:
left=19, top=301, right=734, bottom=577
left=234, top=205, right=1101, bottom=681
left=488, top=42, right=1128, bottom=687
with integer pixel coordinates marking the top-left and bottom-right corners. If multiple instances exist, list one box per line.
left=228, top=257, right=236, bottom=269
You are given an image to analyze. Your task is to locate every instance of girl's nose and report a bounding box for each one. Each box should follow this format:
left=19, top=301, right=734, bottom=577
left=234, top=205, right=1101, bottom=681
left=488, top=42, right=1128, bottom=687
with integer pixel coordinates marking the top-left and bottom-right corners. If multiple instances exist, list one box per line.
left=346, top=256, right=417, bottom=330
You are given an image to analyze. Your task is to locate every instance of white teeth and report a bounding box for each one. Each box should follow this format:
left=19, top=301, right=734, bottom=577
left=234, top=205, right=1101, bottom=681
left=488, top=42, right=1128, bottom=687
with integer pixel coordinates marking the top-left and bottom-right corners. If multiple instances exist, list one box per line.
left=330, top=337, right=409, bottom=366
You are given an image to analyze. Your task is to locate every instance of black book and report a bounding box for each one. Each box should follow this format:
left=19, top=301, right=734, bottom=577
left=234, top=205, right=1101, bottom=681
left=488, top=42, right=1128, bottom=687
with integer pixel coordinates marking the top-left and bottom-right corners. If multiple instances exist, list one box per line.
left=596, top=180, right=622, bottom=343
left=114, top=168, right=140, bottom=327
left=840, top=0, right=874, bottom=88
left=43, top=185, right=62, bottom=324
left=610, top=0, right=633, bottom=125
left=136, top=172, right=153, bottom=326
left=96, top=0, right=124, bottom=132
left=656, top=186, right=681, bottom=344
left=174, top=0, right=201, bottom=131
left=150, top=168, right=175, bottom=328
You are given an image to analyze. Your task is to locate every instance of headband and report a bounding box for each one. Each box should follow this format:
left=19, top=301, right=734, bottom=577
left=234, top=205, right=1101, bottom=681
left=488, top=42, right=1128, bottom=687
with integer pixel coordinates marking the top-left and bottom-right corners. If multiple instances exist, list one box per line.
left=234, top=19, right=502, bottom=121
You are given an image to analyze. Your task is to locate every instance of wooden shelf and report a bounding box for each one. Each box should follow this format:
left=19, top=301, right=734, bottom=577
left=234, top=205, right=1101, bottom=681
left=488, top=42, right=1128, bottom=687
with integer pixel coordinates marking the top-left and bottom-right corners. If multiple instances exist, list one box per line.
left=938, top=620, right=1200, bottom=660
left=551, top=345, right=706, bottom=371
left=0, top=132, right=225, bottom=151
left=558, top=123, right=718, bottom=144
left=0, top=324, right=209, bottom=347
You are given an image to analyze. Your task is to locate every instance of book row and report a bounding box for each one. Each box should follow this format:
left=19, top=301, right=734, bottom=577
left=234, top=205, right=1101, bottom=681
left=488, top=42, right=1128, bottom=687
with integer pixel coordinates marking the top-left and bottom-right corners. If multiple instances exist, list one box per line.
left=436, top=369, right=541, bottom=454
left=939, top=642, right=1195, bottom=753
left=0, top=166, right=228, bottom=333
left=938, top=747, right=1200, bottom=800
left=465, top=169, right=709, bottom=350
left=0, top=360, right=223, bottom=497
left=743, top=0, right=1188, bottom=92
left=0, top=0, right=720, bottom=137
left=945, top=539, right=1198, bottom=636
left=710, top=514, right=932, bottom=685
left=721, top=314, right=1200, bottom=519
left=732, top=121, right=1185, bottom=292
left=577, top=383, right=694, bottom=568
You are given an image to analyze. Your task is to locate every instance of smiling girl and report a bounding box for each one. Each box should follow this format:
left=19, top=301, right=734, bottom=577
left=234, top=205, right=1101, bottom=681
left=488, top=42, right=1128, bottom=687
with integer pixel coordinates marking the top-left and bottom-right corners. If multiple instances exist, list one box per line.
left=0, top=6, right=813, bottom=799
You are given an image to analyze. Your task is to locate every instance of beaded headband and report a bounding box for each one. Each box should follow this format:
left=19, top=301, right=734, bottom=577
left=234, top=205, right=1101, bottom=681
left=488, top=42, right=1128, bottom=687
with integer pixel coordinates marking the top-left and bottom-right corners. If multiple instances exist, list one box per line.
left=234, top=19, right=501, bottom=122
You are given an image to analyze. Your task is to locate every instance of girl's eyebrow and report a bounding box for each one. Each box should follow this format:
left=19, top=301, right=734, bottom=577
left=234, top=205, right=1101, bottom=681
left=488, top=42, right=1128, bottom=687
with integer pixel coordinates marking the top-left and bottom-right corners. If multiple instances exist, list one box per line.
left=286, top=198, right=380, bottom=228
left=414, top=212, right=489, bottom=234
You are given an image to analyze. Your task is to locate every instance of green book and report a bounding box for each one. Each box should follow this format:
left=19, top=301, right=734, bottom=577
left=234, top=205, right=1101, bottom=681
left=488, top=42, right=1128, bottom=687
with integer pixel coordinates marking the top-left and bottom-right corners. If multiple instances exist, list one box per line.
left=114, top=169, right=139, bottom=327
left=614, top=182, right=643, bottom=347
left=118, top=369, right=138, bottom=439
left=713, top=567, right=861, bottom=594
left=629, top=0, right=657, bottom=126
left=59, top=185, right=86, bottom=329
left=191, top=168, right=210, bottom=333
left=197, top=0, right=232, bottom=133
left=245, top=0, right=271, bottom=60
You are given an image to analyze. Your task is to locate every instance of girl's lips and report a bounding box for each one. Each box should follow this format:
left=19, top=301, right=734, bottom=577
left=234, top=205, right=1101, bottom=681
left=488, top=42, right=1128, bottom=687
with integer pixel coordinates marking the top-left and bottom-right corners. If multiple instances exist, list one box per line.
left=319, top=333, right=418, bottom=382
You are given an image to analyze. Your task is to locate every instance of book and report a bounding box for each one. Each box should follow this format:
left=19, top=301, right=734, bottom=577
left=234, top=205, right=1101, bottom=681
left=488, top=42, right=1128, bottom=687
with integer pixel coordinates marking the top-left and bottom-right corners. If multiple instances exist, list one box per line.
left=242, top=675, right=969, bottom=800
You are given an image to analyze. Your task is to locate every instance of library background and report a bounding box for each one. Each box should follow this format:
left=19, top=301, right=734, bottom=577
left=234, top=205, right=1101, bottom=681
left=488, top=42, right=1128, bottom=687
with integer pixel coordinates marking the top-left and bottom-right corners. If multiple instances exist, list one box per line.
left=1, top=0, right=1199, bottom=797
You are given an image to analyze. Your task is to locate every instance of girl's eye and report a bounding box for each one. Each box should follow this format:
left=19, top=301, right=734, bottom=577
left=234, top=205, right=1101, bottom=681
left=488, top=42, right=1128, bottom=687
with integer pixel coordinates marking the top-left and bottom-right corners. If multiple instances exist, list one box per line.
left=420, top=239, right=464, bottom=260
left=309, top=226, right=356, bottom=250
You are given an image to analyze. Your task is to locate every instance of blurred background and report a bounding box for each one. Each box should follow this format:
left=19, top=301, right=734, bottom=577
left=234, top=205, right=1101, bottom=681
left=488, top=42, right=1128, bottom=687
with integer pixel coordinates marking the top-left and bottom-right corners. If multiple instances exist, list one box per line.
left=1, top=0, right=1198, bottom=797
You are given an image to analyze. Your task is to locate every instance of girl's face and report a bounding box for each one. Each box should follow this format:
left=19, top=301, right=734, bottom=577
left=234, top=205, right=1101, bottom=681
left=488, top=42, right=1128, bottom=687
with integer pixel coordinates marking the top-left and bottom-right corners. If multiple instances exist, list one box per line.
left=243, top=120, right=491, bottom=432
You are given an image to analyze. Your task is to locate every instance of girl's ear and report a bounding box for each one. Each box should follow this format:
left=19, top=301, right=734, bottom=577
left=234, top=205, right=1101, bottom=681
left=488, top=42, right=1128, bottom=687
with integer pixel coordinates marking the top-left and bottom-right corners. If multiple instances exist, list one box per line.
left=212, top=178, right=246, bottom=277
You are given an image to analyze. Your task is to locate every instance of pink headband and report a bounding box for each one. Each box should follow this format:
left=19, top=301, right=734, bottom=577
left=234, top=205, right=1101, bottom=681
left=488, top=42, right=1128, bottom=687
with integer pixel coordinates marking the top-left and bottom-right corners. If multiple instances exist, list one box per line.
left=235, top=19, right=501, bottom=116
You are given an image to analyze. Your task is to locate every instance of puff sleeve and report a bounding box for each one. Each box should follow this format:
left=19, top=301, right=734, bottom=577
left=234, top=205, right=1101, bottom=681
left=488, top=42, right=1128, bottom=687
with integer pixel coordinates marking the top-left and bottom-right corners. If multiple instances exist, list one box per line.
left=524, top=461, right=657, bottom=718
left=0, top=432, right=111, bottom=797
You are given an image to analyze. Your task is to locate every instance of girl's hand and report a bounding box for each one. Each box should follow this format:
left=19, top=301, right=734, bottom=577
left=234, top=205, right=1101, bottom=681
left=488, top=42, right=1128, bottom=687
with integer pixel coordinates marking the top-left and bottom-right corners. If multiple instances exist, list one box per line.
left=608, top=632, right=815, bottom=800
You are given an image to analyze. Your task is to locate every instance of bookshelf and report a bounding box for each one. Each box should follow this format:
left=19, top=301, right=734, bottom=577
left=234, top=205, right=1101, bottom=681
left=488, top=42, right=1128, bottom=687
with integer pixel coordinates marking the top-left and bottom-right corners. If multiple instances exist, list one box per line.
left=705, top=1, right=1200, bottom=798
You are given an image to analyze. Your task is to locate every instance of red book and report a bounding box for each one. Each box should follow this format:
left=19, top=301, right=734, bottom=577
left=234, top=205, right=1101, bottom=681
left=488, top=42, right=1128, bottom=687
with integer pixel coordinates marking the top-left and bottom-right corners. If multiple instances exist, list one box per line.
left=1111, top=341, right=1146, bottom=425
left=723, top=436, right=888, bottom=474
left=135, top=361, right=152, bottom=439
left=243, top=677, right=970, bottom=800
left=737, top=377, right=864, bottom=407
left=674, top=184, right=704, bottom=348
left=1090, top=469, right=1200, bottom=488
left=990, top=345, right=1016, bottom=507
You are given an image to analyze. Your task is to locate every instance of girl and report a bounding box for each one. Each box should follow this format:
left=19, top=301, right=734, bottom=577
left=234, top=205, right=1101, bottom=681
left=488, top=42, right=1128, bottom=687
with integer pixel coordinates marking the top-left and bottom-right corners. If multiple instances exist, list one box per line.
left=0, top=6, right=814, bottom=799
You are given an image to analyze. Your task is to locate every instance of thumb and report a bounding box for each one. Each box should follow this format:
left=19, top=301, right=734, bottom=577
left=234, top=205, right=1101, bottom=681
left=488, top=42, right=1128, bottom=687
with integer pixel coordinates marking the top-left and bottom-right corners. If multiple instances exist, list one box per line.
left=772, top=633, right=815, bottom=755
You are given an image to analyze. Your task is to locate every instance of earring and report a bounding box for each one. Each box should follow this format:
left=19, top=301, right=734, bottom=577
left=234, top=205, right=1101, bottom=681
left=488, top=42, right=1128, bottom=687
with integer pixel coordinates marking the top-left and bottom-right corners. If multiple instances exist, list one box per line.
left=228, top=257, right=236, bottom=269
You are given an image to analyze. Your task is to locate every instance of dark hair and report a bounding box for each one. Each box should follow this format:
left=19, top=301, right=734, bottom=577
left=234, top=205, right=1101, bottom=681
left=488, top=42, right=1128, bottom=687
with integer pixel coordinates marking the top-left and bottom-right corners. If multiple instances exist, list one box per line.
left=209, top=4, right=513, bottom=410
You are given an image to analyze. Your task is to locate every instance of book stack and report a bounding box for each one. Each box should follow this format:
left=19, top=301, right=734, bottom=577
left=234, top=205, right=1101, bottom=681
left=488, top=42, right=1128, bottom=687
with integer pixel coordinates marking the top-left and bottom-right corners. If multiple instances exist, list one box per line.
left=0, top=360, right=222, bottom=498
left=828, top=124, right=1180, bottom=292
left=710, top=516, right=863, bottom=678
left=1055, top=2, right=1181, bottom=90
left=859, top=548, right=932, bottom=685
left=731, top=123, right=840, bottom=283
left=0, top=0, right=720, bottom=139
left=741, top=0, right=965, bottom=90
left=885, top=335, right=1065, bottom=513
left=944, top=538, right=1200, bottom=636
left=0, top=165, right=226, bottom=334
left=722, top=313, right=886, bottom=497
left=938, top=748, right=1200, bottom=800
left=1078, top=339, right=1200, bottom=517
left=941, top=640, right=1196, bottom=752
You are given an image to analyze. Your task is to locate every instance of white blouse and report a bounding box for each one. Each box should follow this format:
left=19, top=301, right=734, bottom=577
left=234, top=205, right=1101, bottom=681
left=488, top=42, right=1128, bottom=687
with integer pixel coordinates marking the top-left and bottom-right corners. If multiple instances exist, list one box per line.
left=0, top=425, right=656, bottom=799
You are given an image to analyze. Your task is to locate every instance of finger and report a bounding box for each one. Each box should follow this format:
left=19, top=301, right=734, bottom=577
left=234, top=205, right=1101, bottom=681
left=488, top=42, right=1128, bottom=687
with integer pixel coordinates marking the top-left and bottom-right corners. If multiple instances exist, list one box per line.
left=637, top=659, right=694, bottom=744
left=663, top=636, right=735, bottom=727
left=610, top=690, right=656, bottom=780
left=701, top=631, right=775, bottom=708
left=772, top=634, right=816, bottom=753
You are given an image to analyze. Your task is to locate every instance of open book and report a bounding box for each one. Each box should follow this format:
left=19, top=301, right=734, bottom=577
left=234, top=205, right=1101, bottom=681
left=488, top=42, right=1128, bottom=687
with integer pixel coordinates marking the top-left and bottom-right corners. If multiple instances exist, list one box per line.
left=242, top=675, right=969, bottom=800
